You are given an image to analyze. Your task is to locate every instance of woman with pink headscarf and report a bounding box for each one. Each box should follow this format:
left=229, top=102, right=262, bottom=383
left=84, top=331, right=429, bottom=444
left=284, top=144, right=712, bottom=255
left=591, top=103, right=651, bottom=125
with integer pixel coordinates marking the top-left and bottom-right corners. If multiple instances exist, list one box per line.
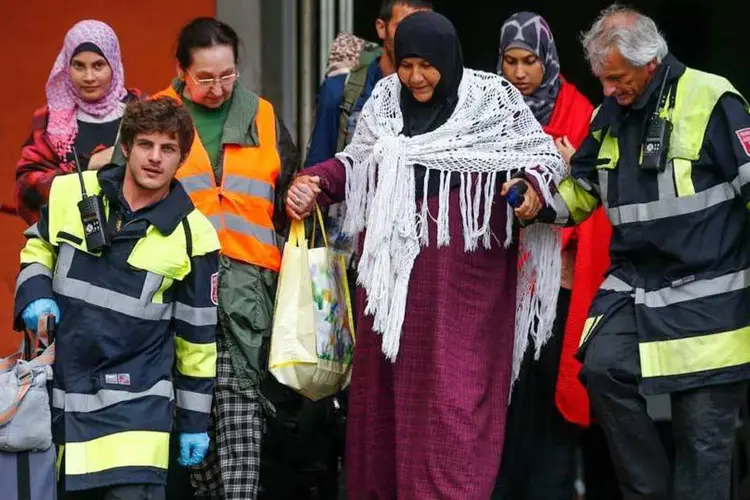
left=14, top=20, right=140, bottom=225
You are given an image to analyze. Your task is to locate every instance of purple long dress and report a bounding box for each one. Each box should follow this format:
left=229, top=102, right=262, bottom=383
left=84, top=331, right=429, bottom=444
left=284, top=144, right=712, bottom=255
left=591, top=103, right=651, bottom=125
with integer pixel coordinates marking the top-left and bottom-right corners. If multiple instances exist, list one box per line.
left=306, top=158, right=517, bottom=499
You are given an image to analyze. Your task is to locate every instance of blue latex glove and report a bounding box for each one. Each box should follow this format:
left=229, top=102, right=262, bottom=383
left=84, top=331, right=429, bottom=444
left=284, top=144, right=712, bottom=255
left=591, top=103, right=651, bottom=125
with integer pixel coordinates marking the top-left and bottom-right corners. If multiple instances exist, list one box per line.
left=21, top=298, right=60, bottom=332
left=178, top=432, right=210, bottom=467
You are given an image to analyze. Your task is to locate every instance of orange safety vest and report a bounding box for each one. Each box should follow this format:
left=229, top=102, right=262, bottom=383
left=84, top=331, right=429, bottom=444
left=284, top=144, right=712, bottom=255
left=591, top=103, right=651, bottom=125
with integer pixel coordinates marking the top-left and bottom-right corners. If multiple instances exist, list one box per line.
left=153, top=86, right=281, bottom=271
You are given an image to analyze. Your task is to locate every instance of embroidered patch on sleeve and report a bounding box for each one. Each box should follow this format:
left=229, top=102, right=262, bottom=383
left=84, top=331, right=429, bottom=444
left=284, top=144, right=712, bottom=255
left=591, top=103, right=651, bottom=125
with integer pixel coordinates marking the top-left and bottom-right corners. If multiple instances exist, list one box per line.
left=210, top=272, right=219, bottom=306
left=736, top=128, right=750, bottom=157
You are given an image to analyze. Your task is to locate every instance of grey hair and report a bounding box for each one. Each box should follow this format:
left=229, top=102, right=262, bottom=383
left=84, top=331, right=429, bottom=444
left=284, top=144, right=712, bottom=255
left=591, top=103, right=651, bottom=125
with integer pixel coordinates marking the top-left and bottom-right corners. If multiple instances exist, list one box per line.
left=581, top=4, right=668, bottom=74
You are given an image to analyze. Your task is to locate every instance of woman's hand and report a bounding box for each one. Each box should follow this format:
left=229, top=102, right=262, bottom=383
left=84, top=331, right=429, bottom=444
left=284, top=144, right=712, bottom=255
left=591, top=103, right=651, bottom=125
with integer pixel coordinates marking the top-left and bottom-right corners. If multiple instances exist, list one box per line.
left=87, top=146, right=115, bottom=170
left=285, top=175, right=321, bottom=221
left=554, top=136, right=576, bottom=167
left=501, top=178, right=542, bottom=221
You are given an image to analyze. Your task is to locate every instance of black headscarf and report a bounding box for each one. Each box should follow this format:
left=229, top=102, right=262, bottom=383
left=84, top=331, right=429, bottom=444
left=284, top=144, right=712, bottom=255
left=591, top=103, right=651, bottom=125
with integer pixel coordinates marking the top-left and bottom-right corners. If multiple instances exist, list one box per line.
left=394, top=11, right=464, bottom=137
left=71, top=42, right=108, bottom=63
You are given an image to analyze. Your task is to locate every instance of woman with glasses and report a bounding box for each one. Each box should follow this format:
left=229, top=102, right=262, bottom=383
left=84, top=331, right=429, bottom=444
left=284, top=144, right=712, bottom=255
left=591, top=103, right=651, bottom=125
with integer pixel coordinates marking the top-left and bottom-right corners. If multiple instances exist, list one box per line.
left=153, top=17, right=299, bottom=499
left=14, top=20, right=139, bottom=225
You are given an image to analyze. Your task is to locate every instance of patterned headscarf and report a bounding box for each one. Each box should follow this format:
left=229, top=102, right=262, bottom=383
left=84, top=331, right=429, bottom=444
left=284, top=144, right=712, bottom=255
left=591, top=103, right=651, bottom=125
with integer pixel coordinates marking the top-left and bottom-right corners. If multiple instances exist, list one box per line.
left=326, top=32, right=366, bottom=76
left=46, top=20, right=127, bottom=159
left=499, top=12, right=561, bottom=125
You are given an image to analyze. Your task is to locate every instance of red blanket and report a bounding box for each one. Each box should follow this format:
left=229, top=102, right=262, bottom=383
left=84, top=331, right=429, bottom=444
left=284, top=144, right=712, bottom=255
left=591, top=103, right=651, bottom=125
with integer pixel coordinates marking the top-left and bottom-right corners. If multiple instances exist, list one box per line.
left=545, top=79, right=612, bottom=427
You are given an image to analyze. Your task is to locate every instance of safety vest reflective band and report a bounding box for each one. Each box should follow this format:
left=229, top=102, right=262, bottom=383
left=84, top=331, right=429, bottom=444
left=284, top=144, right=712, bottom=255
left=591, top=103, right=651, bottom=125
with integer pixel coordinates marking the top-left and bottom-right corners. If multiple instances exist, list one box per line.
left=65, top=430, right=170, bottom=476
left=595, top=68, right=746, bottom=226
left=154, top=86, right=282, bottom=271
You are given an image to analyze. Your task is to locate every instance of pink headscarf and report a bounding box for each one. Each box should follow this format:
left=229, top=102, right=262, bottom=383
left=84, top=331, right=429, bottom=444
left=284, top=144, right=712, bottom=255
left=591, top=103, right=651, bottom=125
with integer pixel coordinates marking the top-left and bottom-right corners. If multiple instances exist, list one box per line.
left=46, top=20, right=127, bottom=159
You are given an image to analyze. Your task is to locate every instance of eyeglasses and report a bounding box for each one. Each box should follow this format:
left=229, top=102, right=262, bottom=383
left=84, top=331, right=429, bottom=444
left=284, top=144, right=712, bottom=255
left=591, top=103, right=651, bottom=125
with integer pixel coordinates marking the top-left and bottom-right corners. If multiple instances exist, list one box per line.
left=188, top=72, right=239, bottom=89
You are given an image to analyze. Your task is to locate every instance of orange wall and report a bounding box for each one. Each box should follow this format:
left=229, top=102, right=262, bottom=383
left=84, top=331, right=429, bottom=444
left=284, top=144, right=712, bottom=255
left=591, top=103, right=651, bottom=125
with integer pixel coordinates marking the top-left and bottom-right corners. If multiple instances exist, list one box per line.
left=0, top=0, right=215, bottom=355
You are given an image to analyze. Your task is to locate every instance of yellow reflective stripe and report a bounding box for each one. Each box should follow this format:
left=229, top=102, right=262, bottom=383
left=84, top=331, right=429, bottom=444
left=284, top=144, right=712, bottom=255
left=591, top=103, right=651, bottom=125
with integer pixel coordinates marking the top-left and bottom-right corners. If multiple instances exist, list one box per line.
left=65, top=430, right=169, bottom=475
left=152, top=277, right=173, bottom=304
left=185, top=209, right=221, bottom=257
left=579, top=315, right=603, bottom=347
left=558, top=178, right=599, bottom=224
left=127, top=225, right=190, bottom=281
left=670, top=68, right=746, bottom=160
left=673, top=158, right=696, bottom=197
left=175, top=336, right=217, bottom=378
left=639, top=325, right=750, bottom=378
left=591, top=129, right=602, bottom=142
left=56, top=445, right=64, bottom=481
left=20, top=238, right=56, bottom=269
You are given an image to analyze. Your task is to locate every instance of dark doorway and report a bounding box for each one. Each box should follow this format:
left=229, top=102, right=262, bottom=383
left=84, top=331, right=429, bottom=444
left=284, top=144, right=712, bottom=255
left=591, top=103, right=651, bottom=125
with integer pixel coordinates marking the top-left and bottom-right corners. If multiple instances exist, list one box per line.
left=354, top=0, right=748, bottom=102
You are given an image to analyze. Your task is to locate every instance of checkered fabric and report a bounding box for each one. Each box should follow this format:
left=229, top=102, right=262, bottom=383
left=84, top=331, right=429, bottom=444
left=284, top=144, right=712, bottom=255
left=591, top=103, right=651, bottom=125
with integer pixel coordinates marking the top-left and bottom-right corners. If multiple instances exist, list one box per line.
left=191, top=338, right=264, bottom=499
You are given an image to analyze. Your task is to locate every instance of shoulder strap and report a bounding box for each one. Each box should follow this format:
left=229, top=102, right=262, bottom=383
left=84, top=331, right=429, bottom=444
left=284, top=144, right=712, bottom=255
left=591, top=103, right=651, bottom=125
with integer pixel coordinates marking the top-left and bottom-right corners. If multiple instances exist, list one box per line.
left=337, top=64, right=370, bottom=152
left=182, top=217, right=193, bottom=258
left=341, top=64, right=370, bottom=114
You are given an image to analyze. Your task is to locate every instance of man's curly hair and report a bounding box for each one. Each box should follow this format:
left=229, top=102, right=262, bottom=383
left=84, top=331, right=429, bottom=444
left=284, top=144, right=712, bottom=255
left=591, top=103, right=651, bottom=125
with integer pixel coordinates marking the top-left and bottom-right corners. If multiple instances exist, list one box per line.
left=120, top=97, right=195, bottom=161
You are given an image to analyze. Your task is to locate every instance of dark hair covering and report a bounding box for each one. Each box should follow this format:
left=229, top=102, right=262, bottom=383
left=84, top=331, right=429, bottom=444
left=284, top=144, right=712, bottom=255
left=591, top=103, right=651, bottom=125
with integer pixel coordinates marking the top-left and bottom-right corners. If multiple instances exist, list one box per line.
left=71, top=42, right=106, bottom=63
left=378, top=0, right=433, bottom=22
left=176, top=17, right=240, bottom=69
left=394, top=11, right=464, bottom=137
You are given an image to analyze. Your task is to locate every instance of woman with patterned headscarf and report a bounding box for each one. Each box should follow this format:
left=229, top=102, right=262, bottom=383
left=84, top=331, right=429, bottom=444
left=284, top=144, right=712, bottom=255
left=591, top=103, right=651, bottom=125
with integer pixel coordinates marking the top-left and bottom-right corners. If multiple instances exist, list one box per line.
left=493, top=11, right=614, bottom=500
left=14, top=20, right=140, bottom=225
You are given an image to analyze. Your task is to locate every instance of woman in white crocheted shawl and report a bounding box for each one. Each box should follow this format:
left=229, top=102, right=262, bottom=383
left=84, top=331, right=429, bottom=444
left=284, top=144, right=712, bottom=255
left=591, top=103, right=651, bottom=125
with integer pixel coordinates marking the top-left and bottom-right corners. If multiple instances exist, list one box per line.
left=287, top=11, right=566, bottom=499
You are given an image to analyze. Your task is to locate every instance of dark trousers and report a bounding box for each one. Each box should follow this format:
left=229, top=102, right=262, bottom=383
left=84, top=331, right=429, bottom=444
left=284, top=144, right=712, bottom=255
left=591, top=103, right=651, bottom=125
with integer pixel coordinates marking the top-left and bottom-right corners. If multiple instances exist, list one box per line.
left=493, top=289, right=579, bottom=500
left=166, top=431, right=195, bottom=500
left=64, top=485, right=165, bottom=500
left=581, top=425, right=624, bottom=500
left=579, top=302, right=747, bottom=500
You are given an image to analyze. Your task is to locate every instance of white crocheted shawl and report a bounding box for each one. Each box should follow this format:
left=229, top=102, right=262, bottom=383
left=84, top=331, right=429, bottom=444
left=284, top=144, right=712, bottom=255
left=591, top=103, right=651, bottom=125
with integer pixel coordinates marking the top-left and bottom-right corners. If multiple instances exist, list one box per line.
left=337, top=69, right=566, bottom=383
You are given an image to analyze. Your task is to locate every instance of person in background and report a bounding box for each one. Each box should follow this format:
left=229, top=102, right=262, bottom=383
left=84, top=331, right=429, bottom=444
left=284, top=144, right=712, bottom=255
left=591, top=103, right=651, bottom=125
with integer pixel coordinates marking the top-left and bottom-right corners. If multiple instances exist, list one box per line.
left=522, top=5, right=750, bottom=499
left=305, top=0, right=433, bottom=167
left=493, top=11, right=614, bottom=500
left=305, top=0, right=433, bottom=264
left=290, top=11, right=567, bottom=498
left=152, top=17, right=298, bottom=500
left=15, top=96, right=219, bottom=500
left=15, top=19, right=140, bottom=225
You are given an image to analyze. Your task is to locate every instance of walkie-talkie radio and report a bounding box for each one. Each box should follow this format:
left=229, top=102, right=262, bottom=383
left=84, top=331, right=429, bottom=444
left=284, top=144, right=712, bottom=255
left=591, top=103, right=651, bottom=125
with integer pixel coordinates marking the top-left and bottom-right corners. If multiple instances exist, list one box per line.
left=640, top=66, right=673, bottom=172
left=73, top=148, right=110, bottom=252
